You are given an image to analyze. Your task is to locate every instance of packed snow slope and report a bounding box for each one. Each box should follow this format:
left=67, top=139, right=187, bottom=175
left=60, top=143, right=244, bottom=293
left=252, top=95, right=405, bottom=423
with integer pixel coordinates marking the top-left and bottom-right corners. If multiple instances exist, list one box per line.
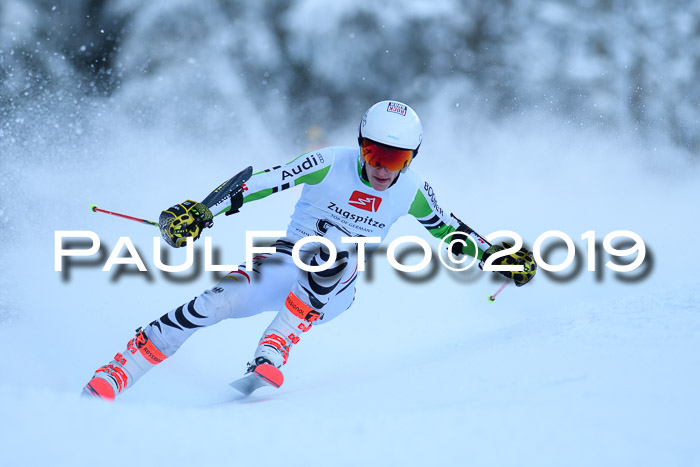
left=0, top=105, right=698, bottom=467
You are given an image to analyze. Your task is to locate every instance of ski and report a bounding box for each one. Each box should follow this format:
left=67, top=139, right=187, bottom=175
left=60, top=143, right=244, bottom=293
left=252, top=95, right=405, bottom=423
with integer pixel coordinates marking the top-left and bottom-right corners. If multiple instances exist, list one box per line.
left=229, top=363, right=284, bottom=396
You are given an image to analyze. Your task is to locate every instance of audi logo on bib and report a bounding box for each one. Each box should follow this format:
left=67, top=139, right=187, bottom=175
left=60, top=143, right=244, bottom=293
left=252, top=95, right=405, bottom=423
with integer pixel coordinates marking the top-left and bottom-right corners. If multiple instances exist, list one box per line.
left=348, top=191, right=382, bottom=212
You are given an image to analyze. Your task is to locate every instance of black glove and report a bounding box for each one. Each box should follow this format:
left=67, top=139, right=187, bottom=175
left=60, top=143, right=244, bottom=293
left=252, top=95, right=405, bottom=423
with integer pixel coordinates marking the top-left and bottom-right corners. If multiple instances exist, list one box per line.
left=481, top=241, right=537, bottom=287
left=159, top=200, right=213, bottom=248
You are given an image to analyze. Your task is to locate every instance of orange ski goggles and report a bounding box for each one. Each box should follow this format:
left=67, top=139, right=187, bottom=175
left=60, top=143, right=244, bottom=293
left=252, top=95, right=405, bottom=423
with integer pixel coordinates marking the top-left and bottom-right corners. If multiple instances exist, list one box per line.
left=360, top=139, right=414, bottom=172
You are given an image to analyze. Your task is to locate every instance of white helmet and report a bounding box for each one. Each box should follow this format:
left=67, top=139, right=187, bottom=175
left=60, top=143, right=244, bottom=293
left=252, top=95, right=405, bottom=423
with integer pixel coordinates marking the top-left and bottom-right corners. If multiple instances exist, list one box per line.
left=358, top=100, right=423, bottom=153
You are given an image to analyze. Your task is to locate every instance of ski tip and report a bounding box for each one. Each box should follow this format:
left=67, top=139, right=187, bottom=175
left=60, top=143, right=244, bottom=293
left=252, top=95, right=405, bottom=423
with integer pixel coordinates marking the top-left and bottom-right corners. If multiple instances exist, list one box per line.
left=89, top=204, right=98, bottom=212
left=81, top=377, right=115, bottom=401
left=229, top=363, right=284, bottom=396
left=254, top=363, right=284, bottom=388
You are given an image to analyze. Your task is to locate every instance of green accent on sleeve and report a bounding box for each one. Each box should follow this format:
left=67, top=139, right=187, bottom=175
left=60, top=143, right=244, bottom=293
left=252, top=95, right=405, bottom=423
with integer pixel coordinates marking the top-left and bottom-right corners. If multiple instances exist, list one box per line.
left=408, top=190, right=433, bottom=218
left=428, top=223, right=455, bottom=240
left=409, top=188, right=483, bottom=260
left=460, top=234, right=482, bottom=259
left=243, top=188, right=274, bottom=204
left=431, top=223, right=484, bottom=260
left=250, top=152, right=314, bottom=177
left=295, top=165, right=331, bottom=186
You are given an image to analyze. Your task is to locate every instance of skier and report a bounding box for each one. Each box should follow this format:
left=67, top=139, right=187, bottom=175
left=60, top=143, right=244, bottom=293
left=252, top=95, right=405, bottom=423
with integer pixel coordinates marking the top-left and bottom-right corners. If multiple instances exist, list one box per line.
left=82, top=100, right=537, bottom=400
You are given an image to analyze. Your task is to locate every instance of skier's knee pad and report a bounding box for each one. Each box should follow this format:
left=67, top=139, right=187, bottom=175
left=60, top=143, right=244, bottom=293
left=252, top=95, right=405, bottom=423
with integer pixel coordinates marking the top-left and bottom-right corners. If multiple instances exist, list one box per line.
left=202, top=270, right=260, bottom=320
left=193, top=287, right=232, bottom=322
left=144, top=295, right=213, bottom=356
left=165, top=277, right=246, bottom=327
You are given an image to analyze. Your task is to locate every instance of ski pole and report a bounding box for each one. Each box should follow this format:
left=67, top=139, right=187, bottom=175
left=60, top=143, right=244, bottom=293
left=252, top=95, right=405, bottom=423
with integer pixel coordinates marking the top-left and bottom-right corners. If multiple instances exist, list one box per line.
left=88, top=166, right=254, bottom=228
left=89, top=204, right=159, bottom=227
left=488, top=282, right=509, bottom=303
left=450, top=214, right=510, bottom=303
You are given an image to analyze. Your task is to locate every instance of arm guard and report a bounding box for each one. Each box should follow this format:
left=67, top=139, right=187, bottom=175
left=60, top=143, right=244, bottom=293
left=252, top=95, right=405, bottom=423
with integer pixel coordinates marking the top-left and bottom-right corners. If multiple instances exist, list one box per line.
left=449, top=214, right=491, bottom=260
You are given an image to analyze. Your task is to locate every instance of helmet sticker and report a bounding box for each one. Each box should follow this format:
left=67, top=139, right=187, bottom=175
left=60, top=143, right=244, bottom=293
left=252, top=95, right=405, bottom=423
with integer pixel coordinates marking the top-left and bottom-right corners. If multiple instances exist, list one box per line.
left=386, top=102, right=407, bottom=116
left=359, top=100, right=422, bottom=151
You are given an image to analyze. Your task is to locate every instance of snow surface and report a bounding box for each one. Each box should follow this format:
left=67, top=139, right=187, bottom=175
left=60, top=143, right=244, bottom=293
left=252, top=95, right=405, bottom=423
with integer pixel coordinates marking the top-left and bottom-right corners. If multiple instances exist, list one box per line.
left=0, top=96, right=698, bottom=467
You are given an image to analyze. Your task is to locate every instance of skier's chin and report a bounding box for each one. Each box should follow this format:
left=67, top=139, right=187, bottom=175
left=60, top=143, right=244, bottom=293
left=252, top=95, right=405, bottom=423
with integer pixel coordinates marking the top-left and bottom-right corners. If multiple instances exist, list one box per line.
left=370, top=177, right=392, bottom=191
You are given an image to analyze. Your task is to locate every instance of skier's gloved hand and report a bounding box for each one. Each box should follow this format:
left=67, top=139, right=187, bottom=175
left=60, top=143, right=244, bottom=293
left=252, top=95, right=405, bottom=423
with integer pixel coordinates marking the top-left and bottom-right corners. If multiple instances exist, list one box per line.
left=159, top=200, right=213, bottom=248
left=481, top=241, right=537, bottom=287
